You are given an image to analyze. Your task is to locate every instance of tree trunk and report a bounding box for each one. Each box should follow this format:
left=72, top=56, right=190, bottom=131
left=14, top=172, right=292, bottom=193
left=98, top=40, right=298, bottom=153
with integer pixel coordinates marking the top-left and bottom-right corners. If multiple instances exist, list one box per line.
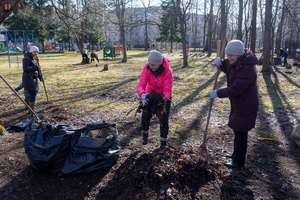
left=220, top=0, right=227, bottom=58
left=120, top=25, right=127, bottom=62
left=176, top=0, right=188, bottom=67
left=206, top=0, right=214, bottom=57
left=261, top=0, right=273, bottom=73
left=275, top=0, right=286, bottom=55
left=250, top=0, right=257, bottom=53
left=237, top=0, right=243, bottom=40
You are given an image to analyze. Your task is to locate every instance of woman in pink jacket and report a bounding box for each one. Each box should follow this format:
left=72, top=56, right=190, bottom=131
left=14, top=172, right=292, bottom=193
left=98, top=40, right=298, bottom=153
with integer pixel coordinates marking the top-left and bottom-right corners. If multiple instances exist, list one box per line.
left=137, top=50, right=173, bottom=149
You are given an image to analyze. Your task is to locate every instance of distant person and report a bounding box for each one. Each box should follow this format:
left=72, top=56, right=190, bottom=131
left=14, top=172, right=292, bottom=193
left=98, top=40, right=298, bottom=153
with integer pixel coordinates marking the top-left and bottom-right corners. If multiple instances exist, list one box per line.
left=15, top=82, right=30, bottom=110
left=22, top=46, right=44, bottom=115
left=82, top=49, right=89, bottom=63
left=211, top=40, right=258, bottom=168
left=137, top=50, right=173, bottom=149
left=279, top=48, right=288, bottom=66
left=90, top=50, right=100, bottom=63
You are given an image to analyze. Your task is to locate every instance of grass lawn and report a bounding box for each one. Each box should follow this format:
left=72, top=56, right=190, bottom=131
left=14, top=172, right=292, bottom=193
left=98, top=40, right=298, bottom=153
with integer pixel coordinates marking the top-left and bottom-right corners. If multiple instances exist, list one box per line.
left=1, top=50, right=300, bottom=144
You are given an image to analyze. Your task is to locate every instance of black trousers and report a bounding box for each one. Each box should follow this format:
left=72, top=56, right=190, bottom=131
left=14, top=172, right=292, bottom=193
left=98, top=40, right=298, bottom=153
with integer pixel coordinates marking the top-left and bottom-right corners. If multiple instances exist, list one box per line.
left=141, top=100, right=171, bottom=139
left=91, top=56, right=99, bottom=63
left=232, top=130, right=248, bottom=166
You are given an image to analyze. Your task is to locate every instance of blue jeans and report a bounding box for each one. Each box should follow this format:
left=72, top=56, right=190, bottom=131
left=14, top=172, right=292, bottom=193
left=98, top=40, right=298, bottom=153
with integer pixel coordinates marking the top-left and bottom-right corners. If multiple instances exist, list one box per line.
left=28, top=90, right=38, bottom=102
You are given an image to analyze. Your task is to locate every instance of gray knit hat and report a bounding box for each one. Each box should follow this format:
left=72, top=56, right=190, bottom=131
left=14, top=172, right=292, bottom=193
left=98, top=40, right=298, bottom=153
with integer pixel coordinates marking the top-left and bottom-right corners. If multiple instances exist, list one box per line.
left=29, top=46, right=39, bottom=53
left=148, top=50, right=163, bottom=65
left=225, top=40, right=245, bottom=55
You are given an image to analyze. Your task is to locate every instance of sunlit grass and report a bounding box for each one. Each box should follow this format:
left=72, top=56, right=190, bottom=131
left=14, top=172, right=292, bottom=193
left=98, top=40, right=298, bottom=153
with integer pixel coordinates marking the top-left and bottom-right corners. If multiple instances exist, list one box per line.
left=1, top=50, right=300, bottom=145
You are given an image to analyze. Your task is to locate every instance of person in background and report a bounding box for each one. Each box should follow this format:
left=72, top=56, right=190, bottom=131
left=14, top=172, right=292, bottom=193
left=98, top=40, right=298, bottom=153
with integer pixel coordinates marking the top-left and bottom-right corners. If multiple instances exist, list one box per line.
left=279, top=48, right=288, bottom=66
left=137, top=50, right=173, bottom=149
left=211, top=40, right=258, bottom=168
left=14, top=82, right=30, bottom=110
left=22, top=46, right=44, bottom=115
left=82, top=49, right=89, bottom=63
left=90, top=50, right=100, bottom=63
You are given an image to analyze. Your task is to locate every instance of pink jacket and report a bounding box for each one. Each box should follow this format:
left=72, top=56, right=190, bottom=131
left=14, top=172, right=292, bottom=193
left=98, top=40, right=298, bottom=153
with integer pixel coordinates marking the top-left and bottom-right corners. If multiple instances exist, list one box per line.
left=137, top=57, right=173, bottom=99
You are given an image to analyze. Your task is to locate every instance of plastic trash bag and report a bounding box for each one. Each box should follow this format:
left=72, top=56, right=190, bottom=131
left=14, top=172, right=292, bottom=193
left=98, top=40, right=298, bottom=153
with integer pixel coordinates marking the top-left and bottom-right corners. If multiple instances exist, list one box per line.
left=60, top=122, right=120, bottom=176
left=24, top=123, right=76, bottom=173
left=6, top=115, right=43, bottom=132
left=24, top=121, right=120, bottom=175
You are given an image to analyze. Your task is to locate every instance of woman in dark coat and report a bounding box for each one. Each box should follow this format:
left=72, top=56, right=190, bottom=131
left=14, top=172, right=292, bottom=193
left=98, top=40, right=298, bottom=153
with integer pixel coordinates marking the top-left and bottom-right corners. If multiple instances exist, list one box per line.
left=210, top=40, right=258, bottom=168
left=22, top=46, right=43, bottom=114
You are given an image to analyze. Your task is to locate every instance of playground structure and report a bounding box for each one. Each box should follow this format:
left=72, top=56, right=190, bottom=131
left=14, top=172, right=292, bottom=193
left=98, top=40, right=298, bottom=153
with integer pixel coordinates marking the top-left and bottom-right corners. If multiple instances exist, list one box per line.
left=103, top=45, right=124, bottom=59
left=0, top=30, right=37, bottom=68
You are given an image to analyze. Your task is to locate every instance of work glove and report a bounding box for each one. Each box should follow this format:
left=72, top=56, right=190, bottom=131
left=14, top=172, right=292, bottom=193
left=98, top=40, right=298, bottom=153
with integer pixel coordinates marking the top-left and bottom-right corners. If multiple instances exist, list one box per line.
left=214, top=57, right=222, bottom=67
left=209, top=90, right=218, bottom=99
left=141, top=93, right=149, bottom=106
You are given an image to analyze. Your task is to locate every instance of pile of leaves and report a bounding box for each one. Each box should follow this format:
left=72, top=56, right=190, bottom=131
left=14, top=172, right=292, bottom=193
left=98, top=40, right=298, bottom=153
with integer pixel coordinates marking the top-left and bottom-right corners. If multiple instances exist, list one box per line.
left=136, top=91, right=166, bottom=120
left=96, top=144, right=218, bottom=199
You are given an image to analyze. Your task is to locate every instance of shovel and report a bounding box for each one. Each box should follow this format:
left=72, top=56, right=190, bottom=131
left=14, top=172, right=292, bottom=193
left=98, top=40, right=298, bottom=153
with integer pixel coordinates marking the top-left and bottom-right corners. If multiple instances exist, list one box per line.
left=200, top=40, right=224, bottom=154
left=0, top=74, right=42, bottom=123
left=37, top=56, right=50, bottom=103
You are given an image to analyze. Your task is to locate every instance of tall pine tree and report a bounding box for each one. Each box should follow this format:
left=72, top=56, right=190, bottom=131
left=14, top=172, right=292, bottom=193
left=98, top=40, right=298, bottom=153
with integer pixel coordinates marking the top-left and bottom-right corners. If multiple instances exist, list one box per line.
left=157, top=0, right=181, bottom=52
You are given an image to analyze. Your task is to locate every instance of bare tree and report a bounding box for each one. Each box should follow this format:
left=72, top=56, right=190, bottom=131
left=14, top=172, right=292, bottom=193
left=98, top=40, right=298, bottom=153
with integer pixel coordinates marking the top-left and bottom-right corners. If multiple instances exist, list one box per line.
left=174, top=0, right=192, bottom=67
left=107, top=0, right=132, bottom=62
left=140, top=0, right=151, bottom=51
left=250, top=0, right=257, bottom=53
left=205, top=0, right=214, bottom=57
left=220, top=0, right=227, bottom=58
left=275, top=0, right=286, bottom=56
left=262, top=0, right=273, bottom=73
left=49, top=0, right=86, bottom=52
left=202, top=0, right=208, bottom=52
left=237, top=0, right=243, bottom=40
left=191, top=0, right=199, bottom=52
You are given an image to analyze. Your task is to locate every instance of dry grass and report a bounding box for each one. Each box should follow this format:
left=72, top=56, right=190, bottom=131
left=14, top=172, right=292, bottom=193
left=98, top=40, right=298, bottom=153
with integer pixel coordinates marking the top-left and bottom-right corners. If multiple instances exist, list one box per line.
left=1, top=50, right=300, bottom=143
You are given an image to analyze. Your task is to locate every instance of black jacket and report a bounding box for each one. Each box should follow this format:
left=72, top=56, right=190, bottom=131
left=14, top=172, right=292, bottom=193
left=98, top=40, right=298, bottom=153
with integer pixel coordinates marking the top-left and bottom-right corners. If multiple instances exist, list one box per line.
left=22, top=52, right=41, bottom=91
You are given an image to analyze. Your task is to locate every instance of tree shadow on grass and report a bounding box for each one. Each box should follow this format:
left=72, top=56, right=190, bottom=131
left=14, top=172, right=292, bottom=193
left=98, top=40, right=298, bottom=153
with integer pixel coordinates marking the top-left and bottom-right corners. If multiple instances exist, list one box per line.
left=0, top=166, right=112, bottom=200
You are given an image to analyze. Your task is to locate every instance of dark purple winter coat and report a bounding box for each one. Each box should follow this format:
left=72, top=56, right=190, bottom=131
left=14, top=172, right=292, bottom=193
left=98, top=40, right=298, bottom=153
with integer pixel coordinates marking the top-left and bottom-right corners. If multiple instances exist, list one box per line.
left=217, top=50, right=258, bottom=132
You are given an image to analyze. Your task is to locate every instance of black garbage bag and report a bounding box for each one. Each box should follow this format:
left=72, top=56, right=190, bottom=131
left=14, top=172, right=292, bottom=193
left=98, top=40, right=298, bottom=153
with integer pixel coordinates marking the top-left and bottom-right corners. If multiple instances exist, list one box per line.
left=24, top=121, right=120, bottom=175
left=24, top=123, right=76, bottom=173
left=60, top=122, right=120, bottom=176
left=6, top=115, right=43, bottom=132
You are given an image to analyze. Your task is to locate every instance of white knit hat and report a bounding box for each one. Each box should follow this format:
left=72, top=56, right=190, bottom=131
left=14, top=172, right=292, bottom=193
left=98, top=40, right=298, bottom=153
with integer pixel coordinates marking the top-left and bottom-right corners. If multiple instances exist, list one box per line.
left=225, top=40, right=245, bottom=55
left=148, top=50, right=163, bottom=65
left=29, top=46, right=39, bottom=53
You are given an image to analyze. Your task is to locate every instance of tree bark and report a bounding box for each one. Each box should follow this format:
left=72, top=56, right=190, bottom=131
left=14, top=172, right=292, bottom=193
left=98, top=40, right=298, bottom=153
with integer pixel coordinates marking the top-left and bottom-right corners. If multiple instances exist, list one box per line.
left=261, top=0, right=273, bottom=73
left=250, top=0, right=257, bottom=53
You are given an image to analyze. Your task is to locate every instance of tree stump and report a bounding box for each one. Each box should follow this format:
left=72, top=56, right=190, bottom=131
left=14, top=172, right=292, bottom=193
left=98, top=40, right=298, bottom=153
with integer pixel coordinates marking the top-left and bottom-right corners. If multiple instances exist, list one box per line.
left=103, top=64, right=108, bottom=70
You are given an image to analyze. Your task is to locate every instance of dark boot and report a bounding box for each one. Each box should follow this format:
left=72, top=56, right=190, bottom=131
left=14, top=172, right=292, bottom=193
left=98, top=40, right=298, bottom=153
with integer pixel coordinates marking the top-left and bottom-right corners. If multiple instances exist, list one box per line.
left=142, top=130, right=149, bottom=145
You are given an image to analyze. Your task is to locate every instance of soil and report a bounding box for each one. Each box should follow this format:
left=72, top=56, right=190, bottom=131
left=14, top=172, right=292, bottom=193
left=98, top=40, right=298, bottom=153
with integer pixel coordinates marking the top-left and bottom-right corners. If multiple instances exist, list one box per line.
left=1, top=93, right=300, bottom=199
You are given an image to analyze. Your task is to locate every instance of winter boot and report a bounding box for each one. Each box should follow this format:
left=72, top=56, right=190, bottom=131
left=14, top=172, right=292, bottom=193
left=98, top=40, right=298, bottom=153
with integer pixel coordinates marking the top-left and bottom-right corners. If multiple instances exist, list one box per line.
left=142, top=130, right=149, bottom=145
left=160, top=137, right=168, bottom=149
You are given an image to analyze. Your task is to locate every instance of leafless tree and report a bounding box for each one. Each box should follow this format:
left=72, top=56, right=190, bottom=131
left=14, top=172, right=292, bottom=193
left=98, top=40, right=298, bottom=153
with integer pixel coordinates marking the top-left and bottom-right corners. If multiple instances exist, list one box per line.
left=250, top=0, right=257, bottom=53
left=237, top=0, right=243, bottom=40
left=174, top=0, right=192, bottom=67
left=106, top=0, right=133, bottom=62
left=262, top=0, right=273, bottom=73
